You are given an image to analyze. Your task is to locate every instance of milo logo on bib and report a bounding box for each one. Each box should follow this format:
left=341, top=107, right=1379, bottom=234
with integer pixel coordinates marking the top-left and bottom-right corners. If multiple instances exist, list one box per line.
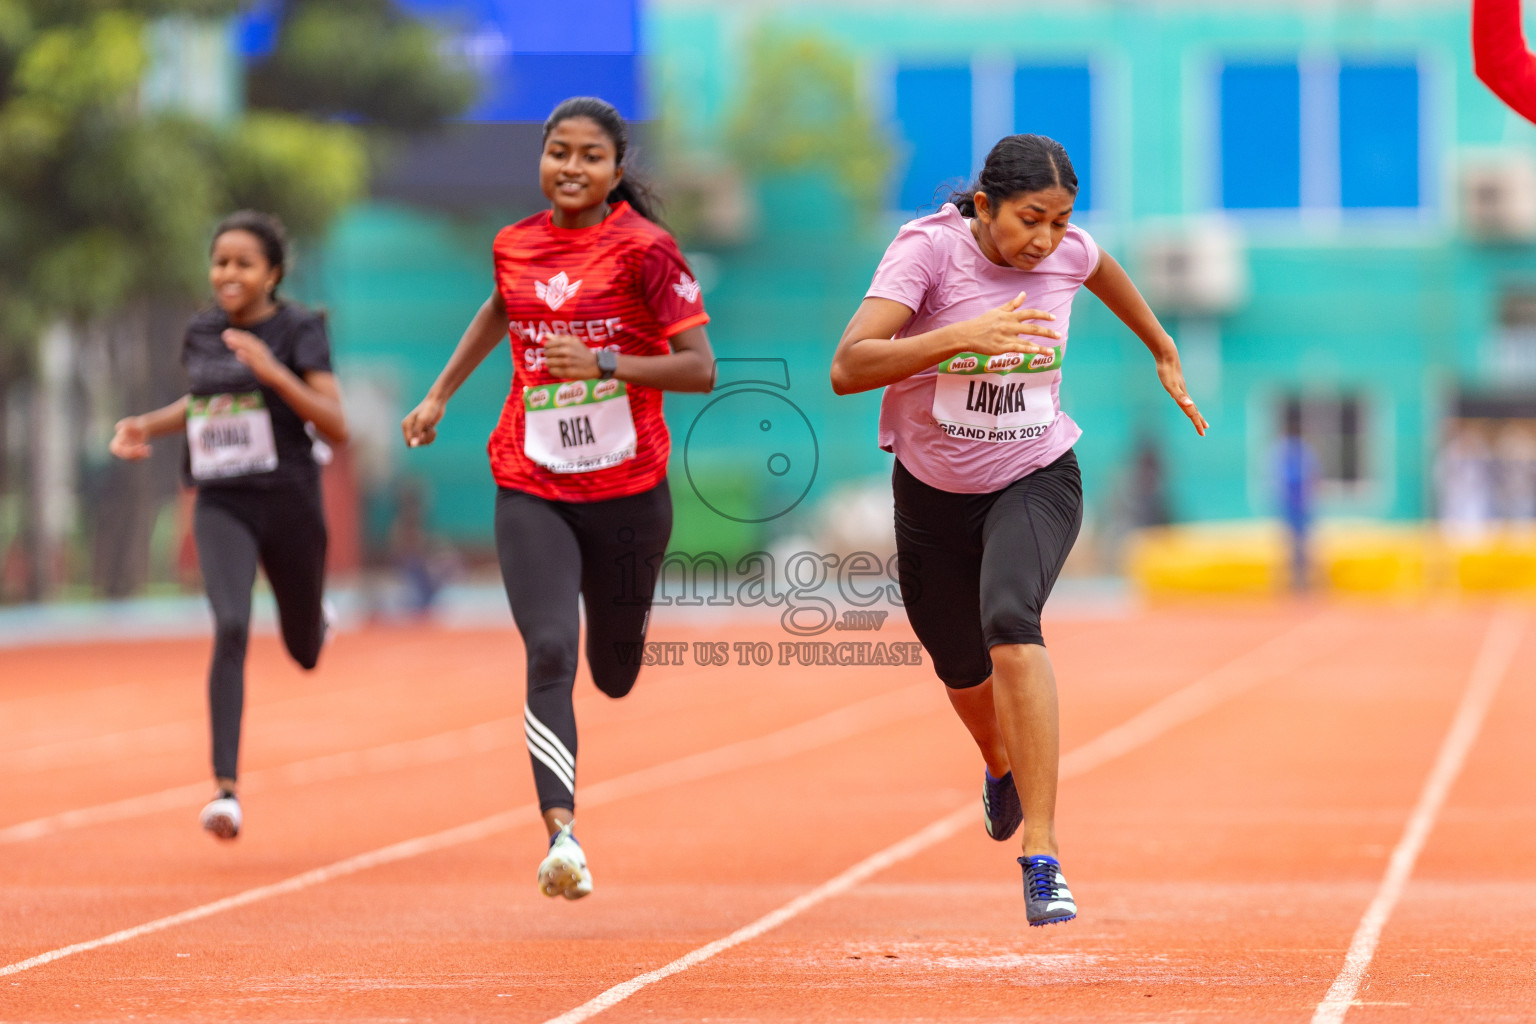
left=523, top=378, right=638, bottom=473
left=940, top=347, right=1063, bottom=375
left=554, top=380, right=589, bottom=407
left=932, top=347, right=1064, bottom=444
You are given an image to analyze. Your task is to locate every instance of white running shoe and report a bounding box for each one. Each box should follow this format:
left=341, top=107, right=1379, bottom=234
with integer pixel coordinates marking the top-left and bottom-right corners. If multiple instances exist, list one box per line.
left=320, top=598, right=338, bottom=648
left=537, top=821, right=592, bottom=899
left=199, top=793, right=241, bottom=840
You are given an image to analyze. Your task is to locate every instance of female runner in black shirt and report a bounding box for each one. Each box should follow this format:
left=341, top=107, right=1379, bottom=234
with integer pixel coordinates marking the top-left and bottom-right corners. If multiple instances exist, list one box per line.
left=109, top=211, right=348, bottom=839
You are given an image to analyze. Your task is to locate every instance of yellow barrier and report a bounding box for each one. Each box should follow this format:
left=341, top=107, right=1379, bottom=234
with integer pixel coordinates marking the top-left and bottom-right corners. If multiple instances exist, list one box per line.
left=1127, top=522, right=1536, bottom=596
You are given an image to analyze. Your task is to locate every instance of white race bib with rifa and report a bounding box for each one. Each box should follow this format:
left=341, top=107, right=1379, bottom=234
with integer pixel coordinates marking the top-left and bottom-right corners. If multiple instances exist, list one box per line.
left=523, top=378, right=637, bottom=473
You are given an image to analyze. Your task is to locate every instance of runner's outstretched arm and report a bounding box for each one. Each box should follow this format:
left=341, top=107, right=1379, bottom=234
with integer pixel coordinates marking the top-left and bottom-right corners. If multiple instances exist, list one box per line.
left=402, top=291, right=509, bottom=447
left=1083, top=249, right=1208, bottom=436
left=109, top=396, right=190, bottom=460
left=1474, top=0, right=1536, bottom=124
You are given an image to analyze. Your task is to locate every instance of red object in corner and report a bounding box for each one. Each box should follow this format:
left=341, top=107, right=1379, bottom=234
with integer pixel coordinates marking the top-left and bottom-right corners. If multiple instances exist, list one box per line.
left=1475, top=0, right=1536, bottom=124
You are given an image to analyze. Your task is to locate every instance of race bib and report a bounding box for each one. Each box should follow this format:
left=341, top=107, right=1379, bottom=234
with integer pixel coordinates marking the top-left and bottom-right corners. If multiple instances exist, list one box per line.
left=523, top=378, right=637, bottom=473
left=187, top=392, right=278, bottom=480
left=931, top=348, right=1063, bottom=444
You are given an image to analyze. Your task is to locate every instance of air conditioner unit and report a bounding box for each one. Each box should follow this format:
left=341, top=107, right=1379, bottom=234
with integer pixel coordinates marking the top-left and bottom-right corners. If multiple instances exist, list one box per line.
left=1461, top=154, right=1536, bottom=242
left=1138, top=219, right=1249, bottom=316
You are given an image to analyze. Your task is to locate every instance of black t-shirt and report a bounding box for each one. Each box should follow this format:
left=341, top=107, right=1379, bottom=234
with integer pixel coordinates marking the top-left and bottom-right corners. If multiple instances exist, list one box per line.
left=180, top=303, right=333, bottom=489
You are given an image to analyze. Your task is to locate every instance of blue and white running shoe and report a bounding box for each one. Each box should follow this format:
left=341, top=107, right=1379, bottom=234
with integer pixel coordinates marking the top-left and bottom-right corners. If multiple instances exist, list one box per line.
left=537, top=821, right=593, bottom=900
left=982, top=769, right=1023, bottom=841
left=1019, top=855, right=1077, bottom=926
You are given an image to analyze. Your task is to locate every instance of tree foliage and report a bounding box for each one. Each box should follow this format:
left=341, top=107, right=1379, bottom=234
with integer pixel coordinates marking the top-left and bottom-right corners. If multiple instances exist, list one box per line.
left=0, top=0, right=474, bottom=600
left=247, top=0, right=475, bottom=131
left=0, top=0, right=474, bottom=370
left=724, top=27, right=892, bottom=214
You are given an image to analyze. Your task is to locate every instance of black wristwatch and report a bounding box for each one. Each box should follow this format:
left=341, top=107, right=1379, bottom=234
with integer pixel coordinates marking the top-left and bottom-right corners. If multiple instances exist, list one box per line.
left=595, top=348, right=618, bottom=380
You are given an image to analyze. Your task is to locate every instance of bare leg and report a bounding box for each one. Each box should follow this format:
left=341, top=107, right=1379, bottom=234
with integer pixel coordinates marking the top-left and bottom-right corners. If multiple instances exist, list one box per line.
left=945, top=679, right=1010, bottom=777
left=989, top=642, right=1060, bottom=858
left=542, top=807, right=574, bottom=839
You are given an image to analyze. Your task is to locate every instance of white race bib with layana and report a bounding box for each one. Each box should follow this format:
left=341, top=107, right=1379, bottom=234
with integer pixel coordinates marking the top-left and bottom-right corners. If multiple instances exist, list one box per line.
left=931, top=348, right=1064, bottom=444
left=523, top=378, right=637, bottom=473
left=187, top=392, right=279, bottom=480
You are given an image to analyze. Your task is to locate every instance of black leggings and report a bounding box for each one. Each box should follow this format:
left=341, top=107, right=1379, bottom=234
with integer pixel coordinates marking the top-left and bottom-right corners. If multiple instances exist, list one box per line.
left=194, top=484, right=328, bottom=781
left=893, top=450, right=1083, bottom=689
left=496, top=482, right=673, bottom=813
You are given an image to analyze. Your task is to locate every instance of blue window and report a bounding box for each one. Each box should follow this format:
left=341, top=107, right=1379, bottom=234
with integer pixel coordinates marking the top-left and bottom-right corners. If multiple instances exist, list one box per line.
left=1014, top=65, right=1093, bottom=211
left=1220, top=63, right=1301, bottom=209
left=398, top=0, right=636, bottom=53
left=1339, top=63, right=1420, bottom=209
left=386, top=0, right=640, bottom=121
left=497, top=54, right=640, bottom=121
left=895, top=65, right=973, bottom=212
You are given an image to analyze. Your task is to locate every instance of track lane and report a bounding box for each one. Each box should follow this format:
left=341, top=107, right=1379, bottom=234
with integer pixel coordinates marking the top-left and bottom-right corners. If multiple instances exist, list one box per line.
left=569, top=606, right=1510, bottom=1023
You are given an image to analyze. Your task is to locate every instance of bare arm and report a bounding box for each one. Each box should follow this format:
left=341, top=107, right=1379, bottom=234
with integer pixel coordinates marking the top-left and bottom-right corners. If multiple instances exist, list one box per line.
left=829, top=293, right=1061, bottom=396
left=108, top=395, right=190, bottom=460
left=219, top=329, right=349, bottom=444
left=543, top=324, right=716, bottom=393
left=1084, top=249, right=1208, bottom=436
left=401, top=291, right=509, bottom=447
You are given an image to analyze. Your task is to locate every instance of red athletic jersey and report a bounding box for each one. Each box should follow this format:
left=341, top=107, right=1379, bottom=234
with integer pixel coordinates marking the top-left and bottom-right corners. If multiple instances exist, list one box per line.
left=487, top=202, right=709, bottom=502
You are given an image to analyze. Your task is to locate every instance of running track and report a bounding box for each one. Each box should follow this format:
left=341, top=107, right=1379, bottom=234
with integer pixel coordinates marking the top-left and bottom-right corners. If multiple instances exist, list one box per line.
left=2, top=603, right=1533, bottom=1022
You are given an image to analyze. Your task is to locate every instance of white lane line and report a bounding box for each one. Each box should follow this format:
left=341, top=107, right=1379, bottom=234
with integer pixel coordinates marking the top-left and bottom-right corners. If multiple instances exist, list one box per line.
left=0, top=719, right=519, bottom=844
left=0, top=683, right=934, bottom=978
left=541, top=615, right=1337, bottom=1024
left=1311, top=607, right=1525, bottom=1024
left=541, top=803, right=976, bottom=1024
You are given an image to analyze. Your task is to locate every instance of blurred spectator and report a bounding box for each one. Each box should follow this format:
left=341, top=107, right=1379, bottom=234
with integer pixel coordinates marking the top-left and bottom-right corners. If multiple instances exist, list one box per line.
left=1098, top=436, right=1172, bottom=574
left=1438, top=420, right=1497, bottom=539
left=1277, top=410, right=1318, bottom=591
left=1129, top=438, right=1172, bottom=529
left=1494, top=420, right=1536, bottom=522
left=388, top=480, right=460, bottom=616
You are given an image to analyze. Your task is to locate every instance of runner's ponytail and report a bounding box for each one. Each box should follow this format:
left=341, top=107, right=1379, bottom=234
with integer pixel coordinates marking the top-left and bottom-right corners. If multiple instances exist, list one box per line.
left=543, top=96, right=667, bottom=227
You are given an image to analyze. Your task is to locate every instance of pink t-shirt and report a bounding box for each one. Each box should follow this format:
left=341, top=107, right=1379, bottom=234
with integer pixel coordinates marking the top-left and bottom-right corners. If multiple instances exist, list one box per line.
left=865, top=205, right=1099, bottom=494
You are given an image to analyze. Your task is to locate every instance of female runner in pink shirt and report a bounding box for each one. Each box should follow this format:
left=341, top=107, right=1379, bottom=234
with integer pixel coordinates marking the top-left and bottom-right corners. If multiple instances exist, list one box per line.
left=831, top=134, right=1207, bottom=925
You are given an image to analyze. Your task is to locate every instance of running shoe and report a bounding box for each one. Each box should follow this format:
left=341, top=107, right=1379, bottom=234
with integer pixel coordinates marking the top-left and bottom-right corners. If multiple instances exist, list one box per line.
left=1019, top=854, right=1076, bottom=926
left=982, top=768, right=1023, bottom=841
left=537, top=821, right=592, bottom=900
left=320, top=597, right=337, bottom=648
left=199, top=791, right=241, bottom=840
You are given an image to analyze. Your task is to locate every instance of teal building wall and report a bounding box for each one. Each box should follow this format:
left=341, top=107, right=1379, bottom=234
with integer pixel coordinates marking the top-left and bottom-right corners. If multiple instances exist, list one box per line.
left=312, top=1, right=1536, bottom=551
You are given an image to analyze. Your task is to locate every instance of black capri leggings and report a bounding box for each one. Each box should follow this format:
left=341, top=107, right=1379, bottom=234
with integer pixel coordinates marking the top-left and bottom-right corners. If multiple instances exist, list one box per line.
left=893, top=450, right=1083, bottom=689
left=495, top=481, right=673, bottom=813
left=194, top=484, right=328, bottom=781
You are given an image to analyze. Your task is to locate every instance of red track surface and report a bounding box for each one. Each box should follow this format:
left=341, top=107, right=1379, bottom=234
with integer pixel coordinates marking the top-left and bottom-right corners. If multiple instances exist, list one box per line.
left=2, top=603, right=1532, bottom=1022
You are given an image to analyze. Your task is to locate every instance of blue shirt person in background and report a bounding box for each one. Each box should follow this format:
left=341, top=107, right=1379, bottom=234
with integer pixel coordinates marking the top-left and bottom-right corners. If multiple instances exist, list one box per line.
left=1277, top=409, right=1319, bottom=591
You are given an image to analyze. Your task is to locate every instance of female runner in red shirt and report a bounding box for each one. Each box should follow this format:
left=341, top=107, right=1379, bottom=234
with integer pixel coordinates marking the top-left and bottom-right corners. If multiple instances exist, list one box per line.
left=401, top=97, right=715, bottom=900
